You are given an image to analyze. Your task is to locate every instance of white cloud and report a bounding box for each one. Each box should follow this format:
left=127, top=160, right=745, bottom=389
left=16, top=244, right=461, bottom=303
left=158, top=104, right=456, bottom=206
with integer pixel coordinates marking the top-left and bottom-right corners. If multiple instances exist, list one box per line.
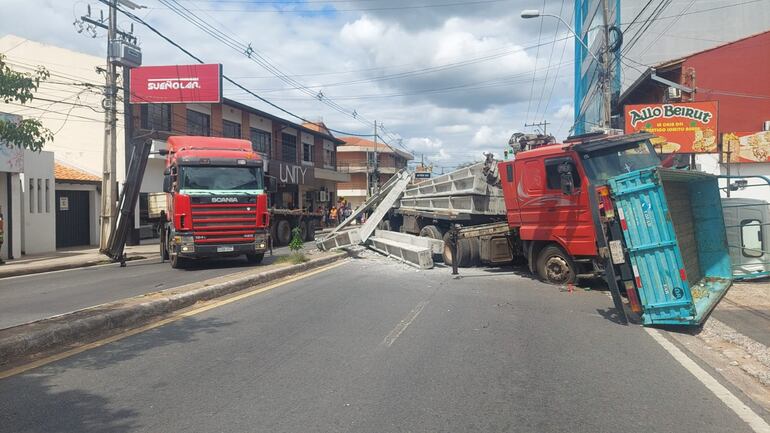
left=554, top=104, right=574, bottom=121
left=435, top=124, right=471, bottom=134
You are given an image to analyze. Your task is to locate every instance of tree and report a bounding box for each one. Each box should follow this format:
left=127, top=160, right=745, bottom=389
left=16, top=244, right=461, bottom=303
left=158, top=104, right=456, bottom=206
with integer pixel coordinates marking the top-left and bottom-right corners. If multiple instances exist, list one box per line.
left=0, top=53, right=53, bottom=151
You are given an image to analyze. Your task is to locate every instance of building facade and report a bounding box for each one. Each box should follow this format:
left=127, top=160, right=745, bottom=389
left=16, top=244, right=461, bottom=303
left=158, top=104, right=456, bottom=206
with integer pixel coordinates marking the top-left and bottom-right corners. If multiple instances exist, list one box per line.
left=575, top=0, right=770, bottom=134
left=336, top=137, right=413, bottom=208
left=619, top=30, right=770, bottom=202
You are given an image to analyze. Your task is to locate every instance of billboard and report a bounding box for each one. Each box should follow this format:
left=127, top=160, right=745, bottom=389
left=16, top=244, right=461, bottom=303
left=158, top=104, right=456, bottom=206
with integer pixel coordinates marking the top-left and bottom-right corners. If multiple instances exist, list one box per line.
left=624, top=101, right=719, bottom=154
left=0, top=113, right=24, bottom=173
left=130, top=64, right=222, bottom=104
left=722, top=131, right=770, bottom=163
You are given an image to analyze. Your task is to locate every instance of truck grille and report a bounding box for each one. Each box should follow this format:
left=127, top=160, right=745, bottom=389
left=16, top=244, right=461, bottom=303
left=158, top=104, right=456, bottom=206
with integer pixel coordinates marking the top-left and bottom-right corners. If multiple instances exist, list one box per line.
left=191, top=202, right=258, bottom=244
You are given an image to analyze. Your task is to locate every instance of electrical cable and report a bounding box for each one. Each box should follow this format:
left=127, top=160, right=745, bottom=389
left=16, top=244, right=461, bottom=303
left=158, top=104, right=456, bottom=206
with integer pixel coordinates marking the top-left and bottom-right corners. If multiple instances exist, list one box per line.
left=524, top=0, right=546, bottom=126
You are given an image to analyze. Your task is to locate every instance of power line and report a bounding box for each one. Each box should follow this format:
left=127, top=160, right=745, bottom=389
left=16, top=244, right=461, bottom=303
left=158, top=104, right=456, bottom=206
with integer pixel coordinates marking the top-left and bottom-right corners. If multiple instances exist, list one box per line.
left=524, top=0, right=546, bottom=126
left=150, top=0, right=513, bottom=13
left=533, top=0, right=565, bottom=121
left=538, top=0, right=572, bottom=121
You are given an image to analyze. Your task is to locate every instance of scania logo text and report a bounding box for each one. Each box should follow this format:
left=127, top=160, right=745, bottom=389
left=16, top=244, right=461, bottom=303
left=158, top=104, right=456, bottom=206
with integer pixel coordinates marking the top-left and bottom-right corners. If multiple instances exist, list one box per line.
left=211, top=197, right=239, bottom=203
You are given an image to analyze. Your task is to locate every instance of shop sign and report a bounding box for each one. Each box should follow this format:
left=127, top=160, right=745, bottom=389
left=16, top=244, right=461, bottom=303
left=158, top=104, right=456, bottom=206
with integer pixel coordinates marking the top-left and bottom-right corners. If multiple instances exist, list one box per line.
left=722, top=131, right=770, bottom=163
left=268, top=161, right=315, bottom=185
left=59, top=196, right=69, bottom=211
left=624, top=101, right=719, bottom=153
left=0, top=113, right=24, bottom=173
left=130, top=64, right=222, bottom=104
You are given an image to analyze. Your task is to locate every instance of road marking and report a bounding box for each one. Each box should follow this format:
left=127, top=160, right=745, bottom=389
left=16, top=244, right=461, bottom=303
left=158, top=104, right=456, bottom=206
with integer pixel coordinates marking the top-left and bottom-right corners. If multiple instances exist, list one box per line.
left=0, top=260, right=347, bottom=380
left=645, top=328, right=770, bottom=433
left=0, top=257, right=159, bottom=281
left=383, top=299, right=429, bottom=347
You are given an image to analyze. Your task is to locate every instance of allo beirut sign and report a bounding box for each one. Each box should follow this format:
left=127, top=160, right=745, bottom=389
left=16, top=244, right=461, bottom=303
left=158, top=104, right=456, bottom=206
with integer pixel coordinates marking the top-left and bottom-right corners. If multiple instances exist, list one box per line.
left=130, top=64, right=222, bottom=104
left=722, top=131, right=770, bottom=163
left=624, top=101, right=719, bottom=154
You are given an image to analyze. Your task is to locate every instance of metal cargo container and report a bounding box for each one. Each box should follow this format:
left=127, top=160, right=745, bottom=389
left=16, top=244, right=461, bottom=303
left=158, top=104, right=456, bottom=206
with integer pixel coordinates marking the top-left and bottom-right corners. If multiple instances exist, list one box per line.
left=609, top=168, right=732, bottom=325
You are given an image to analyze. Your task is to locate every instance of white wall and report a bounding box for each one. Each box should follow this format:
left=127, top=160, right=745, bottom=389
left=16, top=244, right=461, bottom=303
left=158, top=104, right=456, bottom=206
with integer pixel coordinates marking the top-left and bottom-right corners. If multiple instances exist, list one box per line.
left=222, top=105, right=241, bottom=123
left=696, top=153, right=770, bottom=204
left=0, top=35, right=119, bottom=184
left=20, top=150, right=55, bottom=255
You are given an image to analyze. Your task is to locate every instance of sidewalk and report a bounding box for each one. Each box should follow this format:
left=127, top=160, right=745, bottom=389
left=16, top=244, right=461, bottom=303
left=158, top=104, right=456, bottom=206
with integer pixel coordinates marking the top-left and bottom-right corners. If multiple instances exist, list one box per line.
left=0, top=242, right=158, bottom=279
left=711, top=279, right=770, bottom=347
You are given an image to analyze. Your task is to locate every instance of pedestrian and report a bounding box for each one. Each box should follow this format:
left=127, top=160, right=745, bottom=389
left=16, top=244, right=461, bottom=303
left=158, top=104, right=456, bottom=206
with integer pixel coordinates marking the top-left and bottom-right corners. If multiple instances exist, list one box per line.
left=329, top=206, right=338, bottom=226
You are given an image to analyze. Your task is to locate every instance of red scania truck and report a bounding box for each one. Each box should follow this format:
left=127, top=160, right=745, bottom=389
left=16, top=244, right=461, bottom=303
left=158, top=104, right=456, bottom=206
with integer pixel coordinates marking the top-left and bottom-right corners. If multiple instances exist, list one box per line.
left=158, top=136, right=270, bottom=268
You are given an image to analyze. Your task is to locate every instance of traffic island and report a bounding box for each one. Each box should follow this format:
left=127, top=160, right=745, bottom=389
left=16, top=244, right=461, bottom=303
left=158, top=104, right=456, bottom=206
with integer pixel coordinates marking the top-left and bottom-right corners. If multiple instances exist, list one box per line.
left=0, top=250, right=349, bottom=371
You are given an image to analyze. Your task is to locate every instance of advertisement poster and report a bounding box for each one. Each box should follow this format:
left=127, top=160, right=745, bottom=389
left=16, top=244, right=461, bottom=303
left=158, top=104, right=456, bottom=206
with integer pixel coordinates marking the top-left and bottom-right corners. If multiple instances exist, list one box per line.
left=722, top=131, right=770, bottom=163
left=130, top=64, right=222, bottom=104
left=624, top=101, right=719, bottom=154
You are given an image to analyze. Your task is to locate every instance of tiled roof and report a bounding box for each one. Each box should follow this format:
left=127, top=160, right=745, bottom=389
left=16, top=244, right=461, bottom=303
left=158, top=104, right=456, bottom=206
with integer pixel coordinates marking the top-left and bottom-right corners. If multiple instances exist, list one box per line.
left=54, top=162, right=101, bottom=183
left=339, top=137, right=414, bottom=160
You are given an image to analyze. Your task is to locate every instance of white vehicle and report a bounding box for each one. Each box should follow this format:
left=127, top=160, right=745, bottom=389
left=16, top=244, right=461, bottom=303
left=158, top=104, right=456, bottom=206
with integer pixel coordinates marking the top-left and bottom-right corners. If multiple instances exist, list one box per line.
left=722, top=197, right=770, bottom=278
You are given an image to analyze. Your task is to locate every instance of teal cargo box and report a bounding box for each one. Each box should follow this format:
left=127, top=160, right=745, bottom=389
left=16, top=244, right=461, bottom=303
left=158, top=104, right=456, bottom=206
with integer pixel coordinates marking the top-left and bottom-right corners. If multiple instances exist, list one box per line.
left=609, top=168, right=732, bottom=326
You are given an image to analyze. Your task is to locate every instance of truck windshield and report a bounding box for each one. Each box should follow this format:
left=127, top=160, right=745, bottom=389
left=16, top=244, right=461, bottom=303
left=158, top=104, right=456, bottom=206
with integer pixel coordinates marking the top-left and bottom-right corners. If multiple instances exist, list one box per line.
left=179, top=166, right=263, bottom=191
left=581, top=140, right=660, bottom=184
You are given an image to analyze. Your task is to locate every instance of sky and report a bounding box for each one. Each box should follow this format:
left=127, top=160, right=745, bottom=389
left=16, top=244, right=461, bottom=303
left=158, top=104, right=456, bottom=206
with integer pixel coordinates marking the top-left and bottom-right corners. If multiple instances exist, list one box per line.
left=0, top=0, right=581, bottom=170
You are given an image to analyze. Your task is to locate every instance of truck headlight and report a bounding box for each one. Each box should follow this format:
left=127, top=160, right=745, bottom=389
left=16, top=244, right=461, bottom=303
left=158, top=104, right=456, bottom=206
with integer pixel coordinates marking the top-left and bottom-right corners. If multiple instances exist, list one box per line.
left=180, top=235, right=194, bottom=244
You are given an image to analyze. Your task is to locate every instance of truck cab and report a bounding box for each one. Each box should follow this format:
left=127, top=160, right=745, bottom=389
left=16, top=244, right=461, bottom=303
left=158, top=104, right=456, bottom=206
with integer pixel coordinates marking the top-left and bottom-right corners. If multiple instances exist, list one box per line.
left=497, top=133, right=661, bottom=284
left=160, top=136, right=270, bottom=268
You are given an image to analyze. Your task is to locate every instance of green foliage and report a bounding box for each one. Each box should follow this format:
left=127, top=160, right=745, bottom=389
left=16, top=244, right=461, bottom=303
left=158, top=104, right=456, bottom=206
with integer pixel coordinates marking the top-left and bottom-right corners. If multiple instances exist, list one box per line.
left=0, top=54, right=53, bottom=151
left=275, top=252, right=308, bottom=265
left=289, top=226, right=304, bottom=252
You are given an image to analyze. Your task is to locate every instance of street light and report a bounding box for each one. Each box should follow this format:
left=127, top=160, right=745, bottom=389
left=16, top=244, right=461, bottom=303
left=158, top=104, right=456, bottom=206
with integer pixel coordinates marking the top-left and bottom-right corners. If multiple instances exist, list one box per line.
left=520, top=9, right=602, bottom=64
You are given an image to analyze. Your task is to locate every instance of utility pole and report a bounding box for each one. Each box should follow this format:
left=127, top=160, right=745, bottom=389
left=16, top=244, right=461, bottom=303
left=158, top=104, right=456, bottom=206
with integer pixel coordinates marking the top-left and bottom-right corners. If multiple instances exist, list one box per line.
left=524, top=120, right=550, bottom=135
left=600, top=0, right=613, bottom=129
left=372, top=121, right=379, bottom=195
left=99, top=0, right=119, bottom=251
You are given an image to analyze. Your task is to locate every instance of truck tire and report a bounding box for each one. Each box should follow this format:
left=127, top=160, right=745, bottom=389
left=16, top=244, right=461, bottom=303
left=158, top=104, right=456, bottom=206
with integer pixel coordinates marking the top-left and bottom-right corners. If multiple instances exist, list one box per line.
left=275, top=219, right=292, bottom=246
left=160, top=228, right=169, bottom=261
left=535, top=245, right=577, bottom=285
left=304, top=219, right=316, bottom=241
left=419, top=225, right=442, bottom=240
left=299, top=221, right=308, bottom=241
left=442, top=232, right=476, bottom=267
left=170, top=254, right=189, bottom=269
left=246, top=253, right=264, bottom=264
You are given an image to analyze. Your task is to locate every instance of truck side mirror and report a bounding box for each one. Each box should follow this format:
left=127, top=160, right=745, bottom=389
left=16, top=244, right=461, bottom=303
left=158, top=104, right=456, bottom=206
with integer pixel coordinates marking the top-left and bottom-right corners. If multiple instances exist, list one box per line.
left=162, top=174, right=172, bottom=193
left=558, top=162, right=575, bottom=195
left=265, top=175, right=278, bottom=193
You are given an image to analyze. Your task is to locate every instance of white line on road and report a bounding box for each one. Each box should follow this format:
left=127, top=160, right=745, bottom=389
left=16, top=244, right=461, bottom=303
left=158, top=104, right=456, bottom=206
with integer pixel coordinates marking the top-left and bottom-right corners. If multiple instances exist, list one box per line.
left=645, top=328, right=770, bottom=433
left=0, top=257, right=159, bottom=281
left=383, top=299, right=429, bottom=348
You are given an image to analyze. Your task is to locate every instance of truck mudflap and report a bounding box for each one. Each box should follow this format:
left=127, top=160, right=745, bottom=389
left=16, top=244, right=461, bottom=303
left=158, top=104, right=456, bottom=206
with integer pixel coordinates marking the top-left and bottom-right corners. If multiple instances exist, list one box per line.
left=609, top=168, right=732, bottom=326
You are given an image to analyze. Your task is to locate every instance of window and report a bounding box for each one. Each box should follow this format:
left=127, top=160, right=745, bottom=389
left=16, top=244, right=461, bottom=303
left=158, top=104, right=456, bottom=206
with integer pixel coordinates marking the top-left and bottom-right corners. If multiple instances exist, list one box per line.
left=140, top=104, right=172, bottom=131
left=250, top=128, right=270, bottom=154
left=741, top=219, right=764, bottom=258
left=324, top=148, right=335, bottom=168
left=581, top=140, right=659, bottom=184
left=179, top=166, right=263, bottom=191
left=187, top=109, right=210, bottom=136
left=29, top=178, right=34, bottom=213
left=37, top=179, right=42, bottom=213
left=302, top=142, right=313, bottom=163
left=45, top=179, right=50, bottom=213
left=545, top=157, right=581, bottom=190
left=223, top=119, right=241, bottom=139
left=367, top=151, right=377, bottom=166
left=281, top=133, right=297, bottom=162
left=506, top=164, right=513, bottom=183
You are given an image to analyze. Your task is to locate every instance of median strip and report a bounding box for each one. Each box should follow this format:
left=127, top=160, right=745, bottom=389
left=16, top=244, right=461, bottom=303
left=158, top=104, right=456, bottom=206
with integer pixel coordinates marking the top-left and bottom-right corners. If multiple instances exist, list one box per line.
left=0, top=251, right=349, bottom=371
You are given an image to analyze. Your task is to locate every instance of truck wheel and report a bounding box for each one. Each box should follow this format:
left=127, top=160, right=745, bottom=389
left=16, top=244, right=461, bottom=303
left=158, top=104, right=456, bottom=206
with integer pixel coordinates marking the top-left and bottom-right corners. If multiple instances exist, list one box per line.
left=170, top=254, right=189, bottom=269
left=419, top=225, right=442, bottom=240
left=536, top=245, right=576, bottom=285
left=442, top=232, right=475, bottom=267
left=275, top=219, right=291, bottom=246
left=299, top=221, right=308, bottom=241
left=304, top=220, right=316, bottom=241
left=246, top=253, right=264, bottom=264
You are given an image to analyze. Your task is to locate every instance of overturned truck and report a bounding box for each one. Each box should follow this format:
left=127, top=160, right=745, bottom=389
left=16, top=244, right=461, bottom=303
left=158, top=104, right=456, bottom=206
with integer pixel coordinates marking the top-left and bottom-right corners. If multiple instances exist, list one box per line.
left=318, top=132, right=733, bottom=325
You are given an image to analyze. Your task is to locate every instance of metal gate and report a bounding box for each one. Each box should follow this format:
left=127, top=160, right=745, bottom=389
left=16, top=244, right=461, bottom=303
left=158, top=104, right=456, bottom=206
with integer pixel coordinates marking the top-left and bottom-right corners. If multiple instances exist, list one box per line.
left=56, top=190, right=90, bottom=248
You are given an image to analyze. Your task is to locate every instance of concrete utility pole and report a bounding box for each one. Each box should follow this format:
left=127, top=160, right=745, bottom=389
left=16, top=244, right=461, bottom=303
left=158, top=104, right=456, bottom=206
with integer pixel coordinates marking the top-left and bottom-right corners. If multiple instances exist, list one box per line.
left=372, top=121, right=379, bottom=195
left=99, top=0, right=119, bottom=251
left=524, top=120, right=550, bottom=135
left=600, top=0, right=613, bottom=129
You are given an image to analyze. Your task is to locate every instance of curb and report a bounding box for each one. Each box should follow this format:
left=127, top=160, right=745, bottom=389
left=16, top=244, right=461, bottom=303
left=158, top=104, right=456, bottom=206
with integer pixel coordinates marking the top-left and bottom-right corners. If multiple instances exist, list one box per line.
left=0, top=251, right=348, bottom=368
left=0, top=254, right=151, bottom=279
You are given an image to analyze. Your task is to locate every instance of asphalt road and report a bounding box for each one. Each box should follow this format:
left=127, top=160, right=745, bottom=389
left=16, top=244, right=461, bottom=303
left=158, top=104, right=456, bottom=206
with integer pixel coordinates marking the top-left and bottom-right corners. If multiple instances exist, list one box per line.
left=0, top=244, right=299, bottom=330
left=1, top=255, right=765, bottom=433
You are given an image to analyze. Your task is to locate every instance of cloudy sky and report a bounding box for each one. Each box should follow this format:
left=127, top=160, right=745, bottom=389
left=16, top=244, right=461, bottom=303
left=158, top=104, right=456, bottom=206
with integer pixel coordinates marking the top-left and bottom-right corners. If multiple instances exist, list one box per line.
left=3, top=0, right=579, bottom=169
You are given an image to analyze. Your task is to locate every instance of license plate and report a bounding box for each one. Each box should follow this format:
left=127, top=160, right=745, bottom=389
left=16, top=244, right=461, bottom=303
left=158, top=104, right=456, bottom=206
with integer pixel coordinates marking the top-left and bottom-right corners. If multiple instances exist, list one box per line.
left=217, top=246, right=234, bottom=253
left=609, top=240, right=625, bottom=264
